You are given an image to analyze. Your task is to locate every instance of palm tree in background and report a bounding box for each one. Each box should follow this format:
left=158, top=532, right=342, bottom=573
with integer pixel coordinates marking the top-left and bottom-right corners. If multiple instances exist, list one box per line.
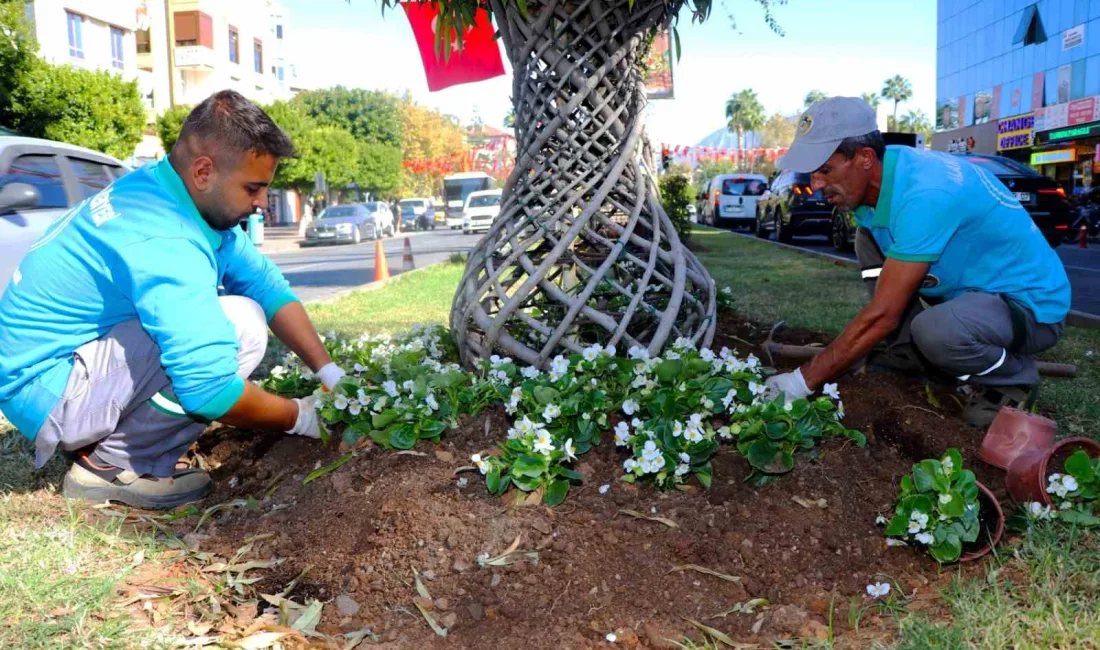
left=860, top=92, right=881, bottom=111
left=724, top=88, right=766, bottom=155
left=803, top=90, right=828, bottom=109
left=882, top=75, right=913, bottom=128
left=898, top=109, right=933, bottom=141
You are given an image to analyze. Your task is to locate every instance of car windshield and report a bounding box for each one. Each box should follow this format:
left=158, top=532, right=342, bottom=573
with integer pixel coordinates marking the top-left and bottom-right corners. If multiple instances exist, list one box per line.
left=468, top=194, right=501, bottom=208
left=445, top=178, right=490, bottom=202
left=319, top=206, right=358, bottom=219
left=965, top=155, right=1038, bottom=177
left=721, top=178, right=767, bottom=196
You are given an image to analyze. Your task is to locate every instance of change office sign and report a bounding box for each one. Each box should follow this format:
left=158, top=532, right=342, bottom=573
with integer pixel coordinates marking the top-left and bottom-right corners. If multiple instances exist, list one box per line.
left=997, top=113, right=1034, bottom=151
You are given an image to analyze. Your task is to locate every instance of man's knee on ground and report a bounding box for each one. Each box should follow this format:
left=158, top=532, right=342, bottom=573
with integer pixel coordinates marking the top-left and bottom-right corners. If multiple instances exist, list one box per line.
left=910, top=308, right=967, bottom=369
left=218, top=296, right=268, bottom=377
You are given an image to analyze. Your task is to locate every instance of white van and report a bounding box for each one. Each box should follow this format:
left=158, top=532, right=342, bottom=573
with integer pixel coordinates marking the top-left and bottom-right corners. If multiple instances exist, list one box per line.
left=461, top=189, right=503, bottom=234
left=700, top=173, right=769, bottom=229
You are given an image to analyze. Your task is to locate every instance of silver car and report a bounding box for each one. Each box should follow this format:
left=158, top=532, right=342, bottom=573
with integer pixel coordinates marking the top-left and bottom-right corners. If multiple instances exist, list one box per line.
left=303, top=202, right=395, bottom=246
left=0, top=136, right=130, bottom=294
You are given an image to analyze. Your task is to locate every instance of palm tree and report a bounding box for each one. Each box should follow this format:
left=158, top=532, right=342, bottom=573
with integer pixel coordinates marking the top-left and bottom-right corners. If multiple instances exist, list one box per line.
left=898, top=109, right=932, bottom=140
left=724, top=89, right=766, bottom=156
left=881, top=75, right=913, bottom=127
left=803, top=90, right=828, bottom=109
left=860, top=92, right=880, bottom=111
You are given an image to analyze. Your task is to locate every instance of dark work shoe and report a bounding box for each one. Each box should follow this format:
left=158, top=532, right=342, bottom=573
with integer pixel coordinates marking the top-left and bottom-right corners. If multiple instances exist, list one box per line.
left=62, top=463, right=212, bottom=510
left=964, top=385, right=1038, bottom=428
left=865, top=343, right=927, bottom=375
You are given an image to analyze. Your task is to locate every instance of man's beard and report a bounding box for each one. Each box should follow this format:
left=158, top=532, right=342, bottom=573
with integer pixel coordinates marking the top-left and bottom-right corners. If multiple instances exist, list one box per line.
left=202, top=206, right=250, bottom=231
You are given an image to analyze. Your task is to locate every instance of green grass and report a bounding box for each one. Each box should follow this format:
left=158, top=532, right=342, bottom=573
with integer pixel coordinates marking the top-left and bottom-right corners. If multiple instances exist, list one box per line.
left=691, top=226, right=1100, bottom=435
left=306, top=261, right=464, bottom=335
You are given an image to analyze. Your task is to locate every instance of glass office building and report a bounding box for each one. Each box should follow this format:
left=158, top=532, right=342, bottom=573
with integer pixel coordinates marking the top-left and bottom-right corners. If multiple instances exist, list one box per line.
left=937, top=0, right=1100, bottom=191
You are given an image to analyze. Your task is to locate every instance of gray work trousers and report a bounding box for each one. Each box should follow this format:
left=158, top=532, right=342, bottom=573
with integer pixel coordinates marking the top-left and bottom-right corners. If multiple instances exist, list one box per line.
left=854, top=228, right=1063, bottom=387
left=35, top=296, right=268, bottom=476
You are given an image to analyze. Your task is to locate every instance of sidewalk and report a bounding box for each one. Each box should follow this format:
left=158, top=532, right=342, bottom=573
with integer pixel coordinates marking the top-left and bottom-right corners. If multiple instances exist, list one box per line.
left=256, top=224, right=303, bottom=255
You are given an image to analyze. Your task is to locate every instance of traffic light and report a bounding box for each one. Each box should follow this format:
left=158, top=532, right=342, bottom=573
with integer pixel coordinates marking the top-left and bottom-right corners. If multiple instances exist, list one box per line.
left=661, top=146, right=671, bottom=170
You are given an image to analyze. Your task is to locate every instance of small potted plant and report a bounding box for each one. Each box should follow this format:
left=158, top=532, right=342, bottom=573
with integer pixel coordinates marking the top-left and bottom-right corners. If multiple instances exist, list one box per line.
left=978, top=406, right=1057, bottom=470
left=1005, top=437, right=1100, bottom=506
left=884, top=448, right=1004, bottom=563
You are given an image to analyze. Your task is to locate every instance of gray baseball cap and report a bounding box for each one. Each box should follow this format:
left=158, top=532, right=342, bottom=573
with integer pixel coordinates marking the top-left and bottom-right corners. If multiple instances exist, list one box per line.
left=778, top=97, right=879, bottom=173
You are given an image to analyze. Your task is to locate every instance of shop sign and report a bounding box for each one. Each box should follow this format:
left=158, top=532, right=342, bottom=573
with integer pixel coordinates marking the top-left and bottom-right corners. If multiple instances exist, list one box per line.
left=1069, top=97, right=1096, bottom=125
left=1035, top=120, right=1100, bottom=145
left=1064, top=24, right=1085, bottom=51
left=1030, top=149, right=1077, bottom=165
left=1035, top=95, right=1100, bottom=131
left=997, top=113, right=1034, bottom=150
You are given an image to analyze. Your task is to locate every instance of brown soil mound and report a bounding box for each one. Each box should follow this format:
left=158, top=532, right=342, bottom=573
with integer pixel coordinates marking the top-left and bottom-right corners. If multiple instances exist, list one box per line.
left=172, top=315, right=1006, bottom=648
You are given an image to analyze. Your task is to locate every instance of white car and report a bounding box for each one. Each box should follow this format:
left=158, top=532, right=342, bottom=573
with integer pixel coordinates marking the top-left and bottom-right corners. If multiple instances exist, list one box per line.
left=461, top=189, right=503, bottom=234
left=0, top=136, right=130, bottom=294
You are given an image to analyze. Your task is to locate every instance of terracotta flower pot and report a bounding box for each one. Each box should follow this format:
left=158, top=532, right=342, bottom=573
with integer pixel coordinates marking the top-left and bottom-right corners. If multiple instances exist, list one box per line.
left=959, top=481, right=1005, bottom=563
left=978, top=407, right=1057, bottom=470
left=1005, top=437, right=1100, bottom=506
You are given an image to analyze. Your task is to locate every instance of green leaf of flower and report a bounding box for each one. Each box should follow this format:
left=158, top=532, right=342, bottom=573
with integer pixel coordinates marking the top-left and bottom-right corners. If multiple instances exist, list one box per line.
left=390, top=425, right=417, bottom=450
left=913, top=460, right=938, bottom=492
left=512, top=454, right=547, bottom=478
left=544, top=479, right=569, bottom=506
left=1065, top=450, right=1095, bottom=482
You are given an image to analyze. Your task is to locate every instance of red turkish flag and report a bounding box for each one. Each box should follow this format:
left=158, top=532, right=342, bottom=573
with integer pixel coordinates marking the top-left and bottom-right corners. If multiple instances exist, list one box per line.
left=403, top=2, right=505, bottom=92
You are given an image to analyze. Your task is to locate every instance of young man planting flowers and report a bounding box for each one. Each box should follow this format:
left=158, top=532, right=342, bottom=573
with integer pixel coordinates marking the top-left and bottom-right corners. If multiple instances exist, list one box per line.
left=766, top=97, right=1070, bottom=427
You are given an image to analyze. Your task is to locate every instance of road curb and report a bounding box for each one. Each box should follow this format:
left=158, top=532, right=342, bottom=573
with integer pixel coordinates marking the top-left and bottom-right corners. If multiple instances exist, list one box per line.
left=725, top=231, right=1100, bottom=330
left=305, top=257, right=452, bottom=305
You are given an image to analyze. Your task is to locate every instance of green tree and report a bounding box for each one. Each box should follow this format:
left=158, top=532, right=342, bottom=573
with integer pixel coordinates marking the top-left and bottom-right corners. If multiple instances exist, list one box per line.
left=293, top=86, right=403, bottom=147
left=658, top=173, right=693, bottom=242
left=897, top=109, right=933, bottom=143
left=358, top=141, right=402, bottom=197
left=0, top=0, right=38, bottom=128
left=758, top=112, right=796, bottom=149
left=860, top=92, right=881, bottom=111
left=155, top=105, right=193, bottom=154
left=881, top=75, right=913, bottom=128
left=504, top=109, right=515, bottom=128
left=803, top=90, right=828, bottom=109
left=6, top=64, right=145, bottom=159
left=724, top=88, right=765, bottom=154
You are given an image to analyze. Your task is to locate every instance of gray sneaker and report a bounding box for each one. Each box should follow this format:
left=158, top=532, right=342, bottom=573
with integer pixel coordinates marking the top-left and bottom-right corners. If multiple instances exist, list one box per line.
left=62, top=463, right=212, bottom=510
left=964, top=385, right=1038, bottom=428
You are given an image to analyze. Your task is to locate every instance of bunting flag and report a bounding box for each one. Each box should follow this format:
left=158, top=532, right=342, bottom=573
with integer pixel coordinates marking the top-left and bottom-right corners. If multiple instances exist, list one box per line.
left=403, top=2, right=505, bottom=92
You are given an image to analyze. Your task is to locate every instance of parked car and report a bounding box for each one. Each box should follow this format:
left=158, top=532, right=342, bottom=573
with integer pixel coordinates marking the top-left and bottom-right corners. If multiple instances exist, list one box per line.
left=304, top=202, right=394, bottom=246
left=0, top=136, right=130, bottom=294
left=398, top=197, right=435, bottom=231
left=831, top=209, right=857, bottom=252
left=686, top=204, right=697, bottom=223
left=755, top=170, right=833, bottom=242
left=699, top=174, right=769, bottom=229
left=959, top=154, right=1071, bottom=248
left=462, top=189, right=503, bottom=234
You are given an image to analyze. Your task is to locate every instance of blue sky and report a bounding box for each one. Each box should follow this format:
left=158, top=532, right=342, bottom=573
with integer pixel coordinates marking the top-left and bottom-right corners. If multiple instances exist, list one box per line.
left=284, top=0, right=936, bottom=147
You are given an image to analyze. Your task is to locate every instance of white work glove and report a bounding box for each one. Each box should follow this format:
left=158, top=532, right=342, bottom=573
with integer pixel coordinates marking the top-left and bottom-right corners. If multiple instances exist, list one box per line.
left=763, top=368, right=812, bottom=404
left=288, top=395, right=322, bottom=439
left=316, top=362, right=346, bottom=391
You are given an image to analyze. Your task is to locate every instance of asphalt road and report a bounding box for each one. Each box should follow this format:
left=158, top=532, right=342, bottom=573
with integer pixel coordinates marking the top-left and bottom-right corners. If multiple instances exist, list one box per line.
left=759, top=231, right=1100, bottom=317
left=272, top=227, right=483, bottom=303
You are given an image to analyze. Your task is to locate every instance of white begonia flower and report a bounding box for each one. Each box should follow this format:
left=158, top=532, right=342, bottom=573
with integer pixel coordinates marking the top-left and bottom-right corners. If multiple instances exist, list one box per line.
left=665, top=350, right=681, bottom=360
left=357, top=388, right=368, bottom=402
left=699, top=348, right=716, bottom=363
left=672, top=420, right=684, bottom=438
left=679, top=452, right=691, bottom=464
left=837, top=401, right=846, bottom=419
left=521, top=365, right=541, bottom=379
left=590, top=378, right=598, bottom=387
left=722, top=389, right=738, bottom=410
left=748, top=381, right=767, bottom=396
left=493, top=369, right=509, bottom=382
left=334, top=394, right=349, bottom=411
left=678, top=382, right=687, bottom=393
left=382, top=380, right=399, bottom=397
left=908, top=510, right=929, bottom=534
left=563, top=438, right=577, bottom=462
left=672, top=336, right=696, bottom=351
left=533, top=430, right=555, bottom=455
left=402, top=380, right=416, bottom=393
left=939, top=493, right=952, bottom=505
left=684, top=427, right=704, bottom=443
left=641, top=440, right=662, bottom=463
left=1062, top=476, right=1079, bottom=492
left=490, top=354, right=503, bottom=367
left=425, top=393, right=440, bottom=411
left=941, top=455, right=955, bottom=475
left=353, top=363, right=366, bottom=373
left=746, top=354, right=760, bottom=369
left=1061, top=501, right=1072, bottom=510
left=631, top=418, right=643, bottom=428
left=915, top=532, right=935, bottom=545
left=623, top=458, right=640, bottom=473
left=582, top=345, right=601, bottom=362
left=270, top=365, right=287, bottom=379
left=822, top=383, right=841, bottom=400
left=301, top=368, right=315, bottom=381
left=506, top=427, right=521, bottom=440
left=543, top=403, right=561, bottom=421
left=628, top=345, right=650, bottom=360
left=605, top=344, right=617, bottom=357
left=1028, top=502, right=1054, bottom=520
left=472, top=453, right=490, bottom=475
left=701, top=397, right=714, bottom=411
left=674, top=463, right=690, bottom=477
left=622, top=399, right=639, bottom=416
left=631, top=375, right=649, bottom=389
left=614, top=422, right=631, bottom=447
left=550, top=355, right=570, bottom=376
left=866, top=582, right=891, bottom=598
left=598, top=484, right=610, bottom=495
left=784, top=402, right=793, bottom=412
left=718, top=426, right=732, bottom=440
left=582, top=412, right=591, bottom=421
left=875, top=515, right=888, bottom=525
left=348, top=400, right=362, bottom=416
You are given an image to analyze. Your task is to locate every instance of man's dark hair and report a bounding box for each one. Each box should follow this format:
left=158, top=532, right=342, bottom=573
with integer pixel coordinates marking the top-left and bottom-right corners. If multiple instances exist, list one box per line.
left=835, top=130, right=886, bottom=161
left=172, top=90, right=296, bottom=165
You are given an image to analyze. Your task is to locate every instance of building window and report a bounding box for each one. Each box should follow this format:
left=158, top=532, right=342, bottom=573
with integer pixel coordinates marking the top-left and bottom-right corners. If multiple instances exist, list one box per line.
left=277, top=66, right=284, bottom=81
left=254, top=39, right=263, bottom=74
left=1013, top=4, right=1047, bottom=46
left=174, top=11, right=213, bottom=48
left=229, top=26, right=239, bottom=63
left=110, top=26, right=124, bottom=69
left=136, top=29, right=150, bottom=54
left=66, top=12, right=84, bottom=59
left=276, top=24, right=283, bottom=39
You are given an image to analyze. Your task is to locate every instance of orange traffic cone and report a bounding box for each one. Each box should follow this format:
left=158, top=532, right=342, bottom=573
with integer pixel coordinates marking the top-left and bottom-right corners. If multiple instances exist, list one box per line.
left=373, top=239, right=390, bottom=282
left=402, top=237, right=415, bottom=272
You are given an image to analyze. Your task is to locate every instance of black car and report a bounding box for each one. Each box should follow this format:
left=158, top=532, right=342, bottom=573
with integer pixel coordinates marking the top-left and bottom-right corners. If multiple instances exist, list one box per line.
left=755, top=170, right=833, bottom=242
left=960, top=154, right=1070, bottom=247
left=831, top=209, right=857, bottom=252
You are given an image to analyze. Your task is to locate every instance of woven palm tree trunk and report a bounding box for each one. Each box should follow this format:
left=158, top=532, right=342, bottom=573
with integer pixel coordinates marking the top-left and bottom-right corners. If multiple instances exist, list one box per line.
left=450, top=0, right=716, bottom=368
